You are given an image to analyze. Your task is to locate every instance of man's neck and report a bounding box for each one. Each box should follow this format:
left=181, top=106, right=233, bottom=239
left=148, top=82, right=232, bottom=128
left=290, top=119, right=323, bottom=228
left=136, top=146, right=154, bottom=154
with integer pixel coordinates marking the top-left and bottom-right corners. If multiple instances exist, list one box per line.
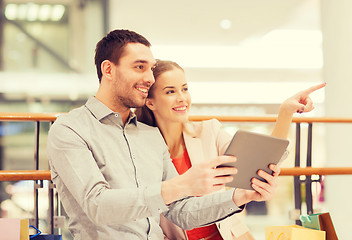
left=95, top=91, right=131, bottom=125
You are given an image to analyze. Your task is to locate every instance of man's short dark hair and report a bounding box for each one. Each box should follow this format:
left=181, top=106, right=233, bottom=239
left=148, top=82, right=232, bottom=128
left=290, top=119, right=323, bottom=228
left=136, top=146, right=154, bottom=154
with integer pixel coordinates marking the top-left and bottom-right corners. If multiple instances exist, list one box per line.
left=94, top=29, right=151, bottom=82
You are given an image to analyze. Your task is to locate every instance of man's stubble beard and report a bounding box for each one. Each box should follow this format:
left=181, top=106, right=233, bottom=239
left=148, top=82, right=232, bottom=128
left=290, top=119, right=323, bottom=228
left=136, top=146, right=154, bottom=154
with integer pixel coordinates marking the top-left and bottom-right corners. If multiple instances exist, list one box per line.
left=112, top=73, right=147, bottom=109
left=112, top=83, right=146, bottom=109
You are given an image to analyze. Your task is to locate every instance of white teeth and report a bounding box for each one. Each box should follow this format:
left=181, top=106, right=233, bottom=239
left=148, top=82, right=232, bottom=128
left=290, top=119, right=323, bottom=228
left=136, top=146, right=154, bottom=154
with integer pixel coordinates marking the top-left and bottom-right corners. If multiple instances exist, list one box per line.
left=174, top=106, right=187, bottom=111
left=137, top=87, right=148, bottom=93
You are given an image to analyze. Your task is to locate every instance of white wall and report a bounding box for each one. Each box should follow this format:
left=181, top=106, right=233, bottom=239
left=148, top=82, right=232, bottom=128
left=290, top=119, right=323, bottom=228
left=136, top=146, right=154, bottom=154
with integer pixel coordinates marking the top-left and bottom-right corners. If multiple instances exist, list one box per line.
left=322, top=1, right=352, bottom=239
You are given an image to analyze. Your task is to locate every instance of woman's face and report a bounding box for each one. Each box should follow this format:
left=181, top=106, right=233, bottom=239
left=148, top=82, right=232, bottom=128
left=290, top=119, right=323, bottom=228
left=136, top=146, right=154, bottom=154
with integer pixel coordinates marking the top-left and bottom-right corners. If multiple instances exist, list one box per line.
left=147, top=68, right=191, bottom=124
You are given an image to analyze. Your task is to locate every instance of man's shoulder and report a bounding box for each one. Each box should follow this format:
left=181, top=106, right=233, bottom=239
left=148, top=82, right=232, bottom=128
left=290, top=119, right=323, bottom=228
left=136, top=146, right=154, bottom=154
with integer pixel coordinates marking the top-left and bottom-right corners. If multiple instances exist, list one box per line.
left=50, top=105, right=90, bottom=132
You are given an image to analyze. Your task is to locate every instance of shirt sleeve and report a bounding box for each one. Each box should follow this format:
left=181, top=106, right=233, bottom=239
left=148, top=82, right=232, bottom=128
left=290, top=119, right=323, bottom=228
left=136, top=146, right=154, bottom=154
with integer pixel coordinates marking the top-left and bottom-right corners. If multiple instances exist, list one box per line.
left=164, top=189, right=244, bottom=230
left=47, top=121, right=169, bottom=226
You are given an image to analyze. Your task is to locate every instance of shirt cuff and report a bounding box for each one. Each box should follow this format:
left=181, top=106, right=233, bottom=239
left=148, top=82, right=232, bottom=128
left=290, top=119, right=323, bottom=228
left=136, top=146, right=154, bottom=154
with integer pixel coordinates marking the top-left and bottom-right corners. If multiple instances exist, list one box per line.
left=220, top=188, right=243, bottom=214
left=144, top=182, right=169, bottom=215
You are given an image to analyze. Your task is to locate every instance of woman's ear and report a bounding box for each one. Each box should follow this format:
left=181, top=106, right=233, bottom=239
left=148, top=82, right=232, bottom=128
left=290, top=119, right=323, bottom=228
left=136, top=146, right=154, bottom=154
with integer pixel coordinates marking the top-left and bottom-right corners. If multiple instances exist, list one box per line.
left=145, top=98, right=156, bottom=111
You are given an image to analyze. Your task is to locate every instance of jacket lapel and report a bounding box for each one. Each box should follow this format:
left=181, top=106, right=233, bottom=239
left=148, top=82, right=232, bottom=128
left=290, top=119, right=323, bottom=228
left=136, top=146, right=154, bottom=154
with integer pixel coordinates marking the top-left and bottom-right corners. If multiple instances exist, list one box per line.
left=183, top=131, right=205, bottom=165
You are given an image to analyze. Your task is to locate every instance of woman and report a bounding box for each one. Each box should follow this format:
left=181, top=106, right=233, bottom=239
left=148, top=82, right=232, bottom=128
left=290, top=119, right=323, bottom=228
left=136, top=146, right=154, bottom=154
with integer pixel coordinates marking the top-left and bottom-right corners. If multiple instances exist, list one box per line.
left=135, top=60, right=325, bottom=240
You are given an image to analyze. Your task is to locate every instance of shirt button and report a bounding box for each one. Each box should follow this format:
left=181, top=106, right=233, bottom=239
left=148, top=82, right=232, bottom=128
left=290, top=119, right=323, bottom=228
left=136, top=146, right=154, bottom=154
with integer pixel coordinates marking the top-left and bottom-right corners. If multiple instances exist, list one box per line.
left=114, top=113, right=119, bottom=117
left=229, top=208, right=234, bottom=212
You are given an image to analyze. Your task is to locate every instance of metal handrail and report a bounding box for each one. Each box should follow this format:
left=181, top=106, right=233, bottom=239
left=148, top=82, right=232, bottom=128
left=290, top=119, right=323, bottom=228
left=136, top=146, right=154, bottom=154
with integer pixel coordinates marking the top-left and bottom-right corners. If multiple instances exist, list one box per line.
left=0, top=170, right=52, bottom=181
left=2, top=167, right=352, bottom=182
left=0, top=112, right=60, bottom=121
left=189, top=116, right=352, bottom=123
left=1, top=113, right=352, bottom=123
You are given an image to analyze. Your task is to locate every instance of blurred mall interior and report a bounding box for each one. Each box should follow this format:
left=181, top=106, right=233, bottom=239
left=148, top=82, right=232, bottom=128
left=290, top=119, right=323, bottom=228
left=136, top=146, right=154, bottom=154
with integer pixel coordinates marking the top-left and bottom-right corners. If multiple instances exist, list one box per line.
left=1, top=0, right=352, bottom=239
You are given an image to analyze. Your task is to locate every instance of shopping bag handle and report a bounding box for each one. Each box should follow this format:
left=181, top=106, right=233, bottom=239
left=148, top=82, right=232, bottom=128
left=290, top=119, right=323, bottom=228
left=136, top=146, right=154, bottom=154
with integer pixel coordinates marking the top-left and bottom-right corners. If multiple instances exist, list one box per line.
left=300, top=215, right=312, bottom=223
left=268, top=232, right=285, bottom=240
left=29, top=225, right=42, bottom=239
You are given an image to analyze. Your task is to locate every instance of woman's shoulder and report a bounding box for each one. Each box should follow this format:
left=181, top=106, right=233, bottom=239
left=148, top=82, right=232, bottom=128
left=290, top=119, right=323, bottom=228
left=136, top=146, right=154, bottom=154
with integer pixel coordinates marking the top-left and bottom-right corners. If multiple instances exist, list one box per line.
left=185, top=119, right=222, bottom=136
left=189, top=118, right=221, bottom=127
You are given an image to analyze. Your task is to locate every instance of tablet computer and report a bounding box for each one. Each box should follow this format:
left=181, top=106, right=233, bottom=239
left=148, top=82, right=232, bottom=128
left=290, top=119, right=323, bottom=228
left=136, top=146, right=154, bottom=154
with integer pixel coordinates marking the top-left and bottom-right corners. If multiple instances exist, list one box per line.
left=220, top=130, right=289, bottom=190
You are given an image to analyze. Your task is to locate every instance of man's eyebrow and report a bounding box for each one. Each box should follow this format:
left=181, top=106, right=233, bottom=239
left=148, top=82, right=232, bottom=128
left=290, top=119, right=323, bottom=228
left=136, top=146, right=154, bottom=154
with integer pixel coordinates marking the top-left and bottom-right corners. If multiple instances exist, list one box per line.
left=133, top=59, right=157, bottom=65
left=133, top=60, right=148, bottom=64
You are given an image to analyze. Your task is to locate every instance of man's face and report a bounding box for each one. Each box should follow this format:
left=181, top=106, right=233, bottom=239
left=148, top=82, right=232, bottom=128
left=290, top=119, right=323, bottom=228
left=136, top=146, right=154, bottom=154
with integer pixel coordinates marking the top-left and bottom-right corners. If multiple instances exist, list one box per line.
left=111, top=43, right=156, bottom=109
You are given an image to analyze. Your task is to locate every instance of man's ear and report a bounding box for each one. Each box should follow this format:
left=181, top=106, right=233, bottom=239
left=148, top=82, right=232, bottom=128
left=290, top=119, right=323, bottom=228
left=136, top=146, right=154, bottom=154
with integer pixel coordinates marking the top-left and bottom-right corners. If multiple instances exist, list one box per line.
left=101, top=60, right=113, bottom=80
left=145, top=98, right=156, bottom=111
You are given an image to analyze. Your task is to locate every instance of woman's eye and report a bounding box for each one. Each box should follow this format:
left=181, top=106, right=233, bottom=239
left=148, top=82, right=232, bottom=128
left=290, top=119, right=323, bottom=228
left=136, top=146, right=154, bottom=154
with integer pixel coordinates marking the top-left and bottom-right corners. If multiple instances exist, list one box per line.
left=183, top=87, right=188, bottom=92
left=166, top=90, right=175, bottom=94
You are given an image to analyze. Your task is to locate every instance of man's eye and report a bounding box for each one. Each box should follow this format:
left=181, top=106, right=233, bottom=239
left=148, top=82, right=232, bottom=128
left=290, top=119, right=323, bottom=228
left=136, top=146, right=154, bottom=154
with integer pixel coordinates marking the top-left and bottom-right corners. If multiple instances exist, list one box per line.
left=183, top=87, right=188, bottom=92
left=137, top=65, right=143, bottom=70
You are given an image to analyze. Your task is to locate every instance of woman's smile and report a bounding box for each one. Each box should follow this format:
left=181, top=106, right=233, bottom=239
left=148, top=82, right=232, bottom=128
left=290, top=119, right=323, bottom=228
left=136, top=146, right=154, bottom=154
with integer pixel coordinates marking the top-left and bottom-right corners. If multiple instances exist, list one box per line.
left=172, top=105, right=188, bottom=112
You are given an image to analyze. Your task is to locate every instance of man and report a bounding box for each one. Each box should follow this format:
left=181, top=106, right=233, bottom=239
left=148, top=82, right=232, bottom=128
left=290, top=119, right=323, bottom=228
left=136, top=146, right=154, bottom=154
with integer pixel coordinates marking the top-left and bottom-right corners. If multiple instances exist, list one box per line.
left=47, top=29, right=279, bottom=239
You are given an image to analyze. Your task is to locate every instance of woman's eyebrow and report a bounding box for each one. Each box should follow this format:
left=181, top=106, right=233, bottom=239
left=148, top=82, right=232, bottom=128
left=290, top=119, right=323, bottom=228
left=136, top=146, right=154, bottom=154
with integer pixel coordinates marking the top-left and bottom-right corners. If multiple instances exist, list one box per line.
left=162, top=86, right=175, bottom=90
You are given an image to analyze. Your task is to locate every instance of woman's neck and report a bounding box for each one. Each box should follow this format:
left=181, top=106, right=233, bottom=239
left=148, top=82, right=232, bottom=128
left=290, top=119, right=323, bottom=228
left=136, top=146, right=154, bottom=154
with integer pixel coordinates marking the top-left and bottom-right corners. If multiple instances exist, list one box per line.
left=157, top=120, right=185, bottom=159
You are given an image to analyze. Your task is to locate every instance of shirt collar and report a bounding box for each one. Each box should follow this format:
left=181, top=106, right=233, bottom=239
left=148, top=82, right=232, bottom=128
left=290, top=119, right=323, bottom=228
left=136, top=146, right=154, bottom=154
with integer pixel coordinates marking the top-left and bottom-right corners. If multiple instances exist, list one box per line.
left=85, top=96, right=137, bottom=125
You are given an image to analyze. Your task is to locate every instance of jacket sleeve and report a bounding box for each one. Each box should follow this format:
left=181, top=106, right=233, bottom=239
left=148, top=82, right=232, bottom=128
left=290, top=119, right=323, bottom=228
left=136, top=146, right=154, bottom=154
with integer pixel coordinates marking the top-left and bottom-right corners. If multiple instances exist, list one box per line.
left=209, top=119, right=233, bottom=155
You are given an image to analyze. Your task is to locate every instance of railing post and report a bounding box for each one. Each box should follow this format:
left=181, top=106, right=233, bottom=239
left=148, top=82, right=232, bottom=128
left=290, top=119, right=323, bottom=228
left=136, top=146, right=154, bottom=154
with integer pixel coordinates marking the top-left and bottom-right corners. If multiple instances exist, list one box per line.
left=48, top=121, right=55, bottom=234
left=306, top=123, right=313, bottom=214
left=0, top=122, right=4, bottom=218
left=34, top=121, right=40, bottom=228
left=49, top=181, right=55, bottom=234
left=294, top=123, right=302, bottom=225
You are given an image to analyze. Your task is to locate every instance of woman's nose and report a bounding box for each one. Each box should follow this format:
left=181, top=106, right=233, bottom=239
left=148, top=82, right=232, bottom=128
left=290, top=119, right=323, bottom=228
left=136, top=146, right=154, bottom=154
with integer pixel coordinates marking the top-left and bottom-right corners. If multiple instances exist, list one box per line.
left=177, top=92, right=187, bottom=102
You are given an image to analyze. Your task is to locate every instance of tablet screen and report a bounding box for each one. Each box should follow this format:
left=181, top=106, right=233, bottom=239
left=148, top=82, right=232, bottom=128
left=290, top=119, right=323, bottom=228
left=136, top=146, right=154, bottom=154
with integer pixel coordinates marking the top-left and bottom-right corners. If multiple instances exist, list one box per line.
left=220, top=130, right=289, bottom=190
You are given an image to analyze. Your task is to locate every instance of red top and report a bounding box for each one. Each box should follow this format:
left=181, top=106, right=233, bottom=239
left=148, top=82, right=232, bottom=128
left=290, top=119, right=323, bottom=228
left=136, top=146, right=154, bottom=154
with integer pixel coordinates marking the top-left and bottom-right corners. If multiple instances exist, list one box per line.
left=172, top=149, right=223, bottom=240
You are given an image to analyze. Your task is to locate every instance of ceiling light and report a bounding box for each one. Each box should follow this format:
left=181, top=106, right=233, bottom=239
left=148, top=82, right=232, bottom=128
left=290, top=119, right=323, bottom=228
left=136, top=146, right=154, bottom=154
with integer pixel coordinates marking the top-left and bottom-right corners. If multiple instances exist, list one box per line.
left=27, top=3, right=39, bottom=22
left=51, top=5, right=65, bottom=21
left=4, top=3, right=66, bottom=22
left=263, top=29, right=322, bottom=46
left=38, top=5, right=51, bottom=21
left=220, top=19, right=232, bottom=30
left=4, top=4, right=17, bottom=20
left=17, top=4, right=27, bottom=21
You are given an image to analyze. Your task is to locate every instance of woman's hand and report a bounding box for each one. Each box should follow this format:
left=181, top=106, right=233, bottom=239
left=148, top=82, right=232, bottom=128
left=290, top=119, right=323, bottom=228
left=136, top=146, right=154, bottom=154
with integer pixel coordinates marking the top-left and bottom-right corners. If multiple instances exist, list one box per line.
left=232, top=164, right=280, bottom=206
left=161, top=156, right=237, bottom=204
left=272, top=82, right=326, bottom=139
left=280, top=82, right=326, bottom=115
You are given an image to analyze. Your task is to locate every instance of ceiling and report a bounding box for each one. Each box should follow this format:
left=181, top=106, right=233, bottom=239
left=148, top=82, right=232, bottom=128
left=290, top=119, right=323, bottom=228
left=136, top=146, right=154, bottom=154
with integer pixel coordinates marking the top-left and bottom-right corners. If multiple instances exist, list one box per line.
left=110, top=0, right=321, bottom=45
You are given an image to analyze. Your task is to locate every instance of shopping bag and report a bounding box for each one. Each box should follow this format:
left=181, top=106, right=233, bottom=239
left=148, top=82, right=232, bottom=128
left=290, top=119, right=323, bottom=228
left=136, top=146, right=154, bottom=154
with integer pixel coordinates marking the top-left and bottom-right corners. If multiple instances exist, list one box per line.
left=300, top=212, right=338, bottom=240
left=0, top=218, right=29, bottom=240
left=29, top=225, right=62, bottom=240
left=30, top=236, right=62, bottom=240
left=265, top=225, right=325, bottom=240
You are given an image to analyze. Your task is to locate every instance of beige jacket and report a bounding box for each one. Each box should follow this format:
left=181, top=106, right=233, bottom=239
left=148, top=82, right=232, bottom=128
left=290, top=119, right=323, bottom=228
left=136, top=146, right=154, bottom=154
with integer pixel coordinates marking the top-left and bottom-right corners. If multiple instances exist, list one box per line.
left=161, top=119, right=255, bottom=240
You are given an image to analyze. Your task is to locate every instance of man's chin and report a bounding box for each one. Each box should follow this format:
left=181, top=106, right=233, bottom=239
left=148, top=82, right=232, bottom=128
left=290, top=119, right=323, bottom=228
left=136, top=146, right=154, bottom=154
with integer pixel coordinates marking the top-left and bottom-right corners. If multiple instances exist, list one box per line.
left=127, top=100, right=146, bottom=109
